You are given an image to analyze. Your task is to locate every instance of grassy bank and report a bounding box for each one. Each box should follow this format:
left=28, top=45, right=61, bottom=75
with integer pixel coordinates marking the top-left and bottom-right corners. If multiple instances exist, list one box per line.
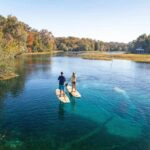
left=82, top=53, right=150, bottom=63
left=22, top=51, right=64, bottom=56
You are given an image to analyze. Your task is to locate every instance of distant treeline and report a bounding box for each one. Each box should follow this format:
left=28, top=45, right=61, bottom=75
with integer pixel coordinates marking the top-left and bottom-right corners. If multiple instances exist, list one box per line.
left=128, top=34, right=150, bottom=53
left=56, top=37, right=128, bottom=52
left=0, top=15, right=56, bottom=55
left=56, top=35, right=150, bottom=53
left=0, top=15, right=150, bottom=55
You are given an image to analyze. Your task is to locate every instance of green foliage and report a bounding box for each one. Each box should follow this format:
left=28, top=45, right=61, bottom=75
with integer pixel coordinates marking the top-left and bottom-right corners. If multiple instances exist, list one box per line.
left=128, top=34, right=150, bottom=53
left=0, top=15, right=56, bottom=55
left=56, top=37, right=128, bottom=52
left=56, top=35, right=150, bottom=53
left=0, top=51, right=15, bottom=76
left=1, top=15, right=149, bottom=56
left=0, top=15, right=56, bottom=76
left=56, top=37, right=97, bottom=51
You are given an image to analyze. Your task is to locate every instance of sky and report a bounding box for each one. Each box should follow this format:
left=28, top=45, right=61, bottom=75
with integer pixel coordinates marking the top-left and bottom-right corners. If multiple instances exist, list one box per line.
left=0, top=0, right=150, bottom=43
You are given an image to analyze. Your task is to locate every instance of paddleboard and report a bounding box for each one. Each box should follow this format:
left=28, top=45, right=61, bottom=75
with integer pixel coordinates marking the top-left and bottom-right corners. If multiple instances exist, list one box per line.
left=55, top=89, right=70, bottom=103
left=66, top=85, right=81, bottom=98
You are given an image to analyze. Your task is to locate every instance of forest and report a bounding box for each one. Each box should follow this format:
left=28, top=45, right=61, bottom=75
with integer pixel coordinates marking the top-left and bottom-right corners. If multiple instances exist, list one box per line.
left=0, top=15, right=56, bottom=76
left=0, top=15, right=150, bottom=77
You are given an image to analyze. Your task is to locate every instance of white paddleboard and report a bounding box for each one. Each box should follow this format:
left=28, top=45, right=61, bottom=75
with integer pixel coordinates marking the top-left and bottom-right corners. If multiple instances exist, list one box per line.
left=66, top=85, right=81, bottom=98
left=56, top=89, right=70, bottom=103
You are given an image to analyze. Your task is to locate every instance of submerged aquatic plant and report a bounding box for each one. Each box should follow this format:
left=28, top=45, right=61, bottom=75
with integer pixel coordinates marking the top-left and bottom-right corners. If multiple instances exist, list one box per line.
left=5, top=139, right=23, bottom=149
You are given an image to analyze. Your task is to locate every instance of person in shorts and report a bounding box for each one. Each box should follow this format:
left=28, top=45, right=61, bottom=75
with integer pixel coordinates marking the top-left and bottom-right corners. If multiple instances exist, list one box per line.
left=58, top=72, right=66, bottom=97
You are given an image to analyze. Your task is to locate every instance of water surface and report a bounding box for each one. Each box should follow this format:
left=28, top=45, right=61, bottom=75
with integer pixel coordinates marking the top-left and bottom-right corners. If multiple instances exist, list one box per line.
left=0, top=55, right=150, bottom=150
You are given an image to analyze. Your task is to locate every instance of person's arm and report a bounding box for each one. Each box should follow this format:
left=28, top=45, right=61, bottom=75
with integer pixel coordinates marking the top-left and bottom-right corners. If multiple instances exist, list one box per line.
left=58, top=76, right=60, bottom=80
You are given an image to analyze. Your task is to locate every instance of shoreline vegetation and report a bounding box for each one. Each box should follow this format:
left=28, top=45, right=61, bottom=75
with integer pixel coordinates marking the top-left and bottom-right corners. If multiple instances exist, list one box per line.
left=22, top=51, right=150, bottom=63
left=1, top=51, right=150, bottom=81
left=0, top=52, right=17, bottom=81
left=82, top=52, right=150, bottom=63
left=0, top=72, right=18, bottom=80
left=0, top=51, right=63, bottom=81
left=22, top=50, right=64, bottom=56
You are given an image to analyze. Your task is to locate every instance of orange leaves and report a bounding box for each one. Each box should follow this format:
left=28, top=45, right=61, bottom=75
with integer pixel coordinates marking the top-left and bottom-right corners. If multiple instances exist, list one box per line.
left=27, top=32, right=34, bottom=46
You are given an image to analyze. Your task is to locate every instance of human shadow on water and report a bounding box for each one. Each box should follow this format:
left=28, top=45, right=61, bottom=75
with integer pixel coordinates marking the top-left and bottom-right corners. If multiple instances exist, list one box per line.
left=58, top=102, right=65, bottom=120
left=58, top=95, right=77, bottom=120
left=69, top=96, right=76, bottom=112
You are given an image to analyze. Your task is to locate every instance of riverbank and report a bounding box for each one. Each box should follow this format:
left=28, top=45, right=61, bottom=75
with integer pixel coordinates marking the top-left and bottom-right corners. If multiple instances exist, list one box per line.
left=23, top=51, right=150, bottom=63
left=22, top=51, right=64, bottom=56
left=0, top=72, right=18, bottom=81
left=82, top=52, right=150, bottom=63
left=1, top=52, right=150, bottom=81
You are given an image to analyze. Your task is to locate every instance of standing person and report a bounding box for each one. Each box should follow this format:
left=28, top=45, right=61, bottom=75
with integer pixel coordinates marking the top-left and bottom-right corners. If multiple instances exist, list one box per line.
left=71, top=72, right=76, bottom=92
left=58, top=72, right=66, bottom=97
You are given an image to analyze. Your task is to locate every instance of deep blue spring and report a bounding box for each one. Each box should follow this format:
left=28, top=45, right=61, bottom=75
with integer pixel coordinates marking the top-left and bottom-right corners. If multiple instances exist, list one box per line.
left=0, top=55, right=150, bottom=150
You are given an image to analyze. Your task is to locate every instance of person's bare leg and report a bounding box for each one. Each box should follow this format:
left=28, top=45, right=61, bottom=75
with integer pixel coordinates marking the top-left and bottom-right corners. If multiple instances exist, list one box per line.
left=73, top=83, right=76, bottom=92
left=74, top=84, right=76, bottom=92
left=71, top=83, right=73, bottom=92
left=63, top=90, right=65, bottom=97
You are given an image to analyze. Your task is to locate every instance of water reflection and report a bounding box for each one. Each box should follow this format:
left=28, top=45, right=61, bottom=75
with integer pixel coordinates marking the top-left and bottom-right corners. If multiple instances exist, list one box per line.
left=70, top=97, right=76, bottom=112
left=0, top=77, right=25, bottom=100
left=0, top=55, right=52, bottom=101
left=58, top=102, right=65, bottom=120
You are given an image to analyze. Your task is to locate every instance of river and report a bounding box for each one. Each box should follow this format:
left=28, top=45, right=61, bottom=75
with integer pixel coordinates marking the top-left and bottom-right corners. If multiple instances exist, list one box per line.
left=0, top=55, right=150, bottom=150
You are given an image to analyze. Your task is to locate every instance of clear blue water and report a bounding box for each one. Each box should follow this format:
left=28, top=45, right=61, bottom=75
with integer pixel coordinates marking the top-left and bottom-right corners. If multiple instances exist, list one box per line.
left=0, top=55, right=150, bottom=150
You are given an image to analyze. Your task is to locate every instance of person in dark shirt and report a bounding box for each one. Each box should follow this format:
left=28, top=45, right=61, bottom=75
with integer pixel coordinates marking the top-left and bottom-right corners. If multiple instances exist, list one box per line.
left=58, top=72, right=66, bottom=97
